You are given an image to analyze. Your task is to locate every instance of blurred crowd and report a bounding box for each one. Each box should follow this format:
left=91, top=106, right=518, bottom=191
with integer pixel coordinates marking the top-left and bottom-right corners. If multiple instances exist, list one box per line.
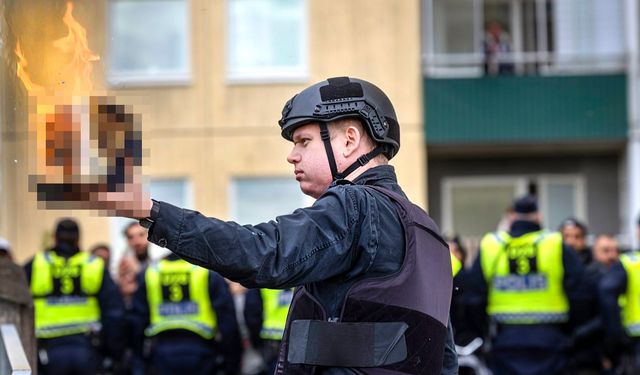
left=1, top=220, right=290, bottom=375
left=450, top=197, right=640, bottom=375
left=1, top=197, right=639, bottom=375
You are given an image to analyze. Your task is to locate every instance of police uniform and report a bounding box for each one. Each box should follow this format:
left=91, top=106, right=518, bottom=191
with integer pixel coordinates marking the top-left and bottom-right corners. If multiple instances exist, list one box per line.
left=600, top=251, right=640, bottom=372
left=25, top=246, right=125, bottom=374
left=130, top=253, right=241, bottom=375
left=466, top=197, right=585, bottom=375
left=245, top=288, right=294, bottom=374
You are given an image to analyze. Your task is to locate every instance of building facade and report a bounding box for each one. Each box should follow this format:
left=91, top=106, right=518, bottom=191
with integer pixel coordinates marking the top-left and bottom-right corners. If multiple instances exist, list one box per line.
left=0, top=0, right=426, bottom=264
left=422, top=0, right=640, bottom=250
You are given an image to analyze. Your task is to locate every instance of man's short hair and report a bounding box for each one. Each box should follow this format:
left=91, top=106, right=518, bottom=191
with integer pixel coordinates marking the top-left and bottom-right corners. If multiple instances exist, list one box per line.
left=559, top=217, right=588, bottom=236
left=123, top=221, right=143, bottom=237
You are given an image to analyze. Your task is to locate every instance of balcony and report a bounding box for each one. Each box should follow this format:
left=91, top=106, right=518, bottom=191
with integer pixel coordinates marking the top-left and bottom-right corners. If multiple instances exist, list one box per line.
left=424, top=74, right=628, bottom=145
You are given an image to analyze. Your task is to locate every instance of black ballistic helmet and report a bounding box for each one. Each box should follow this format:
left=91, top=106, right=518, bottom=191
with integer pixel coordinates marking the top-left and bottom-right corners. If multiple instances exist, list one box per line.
left=279, top=77, right=400, bottom=160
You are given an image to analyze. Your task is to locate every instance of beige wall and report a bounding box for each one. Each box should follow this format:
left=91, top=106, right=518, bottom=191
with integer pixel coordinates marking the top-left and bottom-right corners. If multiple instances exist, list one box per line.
left=1, top=0, right=425, bottom=264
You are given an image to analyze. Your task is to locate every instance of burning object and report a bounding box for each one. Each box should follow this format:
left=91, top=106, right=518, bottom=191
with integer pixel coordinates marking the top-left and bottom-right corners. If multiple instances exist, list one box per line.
left=16, top=2, right=144, bottom=209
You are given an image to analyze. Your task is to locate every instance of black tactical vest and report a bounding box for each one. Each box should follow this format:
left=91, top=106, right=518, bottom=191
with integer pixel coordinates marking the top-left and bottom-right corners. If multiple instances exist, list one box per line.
left=275, top=186, right=453, bottom=374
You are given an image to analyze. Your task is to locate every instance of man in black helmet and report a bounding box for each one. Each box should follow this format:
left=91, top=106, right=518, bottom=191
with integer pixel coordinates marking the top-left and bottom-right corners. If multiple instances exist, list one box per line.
left=131, top=77, right=457, bottom=374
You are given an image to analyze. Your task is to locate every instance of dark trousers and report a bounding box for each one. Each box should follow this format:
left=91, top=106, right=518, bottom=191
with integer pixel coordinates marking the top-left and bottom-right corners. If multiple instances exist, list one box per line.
left=150, top=338, right=219, bottom=375
left=490, top=347, right=567, bottom=375
left=38, top=342, right=101, bottom=375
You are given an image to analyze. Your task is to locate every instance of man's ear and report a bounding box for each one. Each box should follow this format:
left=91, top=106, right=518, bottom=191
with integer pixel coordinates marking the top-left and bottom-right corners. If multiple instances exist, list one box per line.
left=343, top=125, right=362, bottom=157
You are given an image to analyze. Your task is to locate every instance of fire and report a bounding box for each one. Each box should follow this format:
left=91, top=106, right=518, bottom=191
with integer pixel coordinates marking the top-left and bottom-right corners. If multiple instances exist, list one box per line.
left=15, top=1, right=100, bottom=94
left=15, top=42, right=45, bottom=94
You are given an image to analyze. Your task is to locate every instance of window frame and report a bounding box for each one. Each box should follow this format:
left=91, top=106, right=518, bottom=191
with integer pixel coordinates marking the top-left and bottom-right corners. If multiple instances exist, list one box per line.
left=422, top=0, right=626, bottom=78
left=229, top=176, right=313, bottom=223
left=224, top=0, right=309, bottom=84
left=105, top=0, right=193, bottom=87
left=441, top=174, right=588, bottom=238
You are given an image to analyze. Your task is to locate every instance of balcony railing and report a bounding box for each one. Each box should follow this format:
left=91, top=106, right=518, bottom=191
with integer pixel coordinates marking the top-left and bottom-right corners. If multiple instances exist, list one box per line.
left=423, top=51, right=627, bottom=78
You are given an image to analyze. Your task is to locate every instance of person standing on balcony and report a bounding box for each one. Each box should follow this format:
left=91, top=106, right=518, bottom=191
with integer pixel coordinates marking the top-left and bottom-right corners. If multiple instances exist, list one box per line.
left=466, top=196, right=586, bottom=375
left=483, top=21, right=515, bottom=75
left=24, top=218, right=126, bottom=375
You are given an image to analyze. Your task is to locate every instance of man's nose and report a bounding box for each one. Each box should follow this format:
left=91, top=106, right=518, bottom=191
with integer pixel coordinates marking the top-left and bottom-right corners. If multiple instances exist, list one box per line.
left=287, top=149, right=299, bottom=164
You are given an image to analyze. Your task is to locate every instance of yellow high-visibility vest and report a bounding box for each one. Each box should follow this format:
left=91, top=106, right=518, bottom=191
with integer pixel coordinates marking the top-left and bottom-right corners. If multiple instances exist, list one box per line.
left=260, top=288, right=294, bottom=340
left=620, top=252, right=640, bottom=336
left=145, top=258, right=218, bottom=339
left=480, top=230, right=569, bottom=324
left=31, top=251, right=104, bottom=338
left=451, top=253, right=462, bottom=277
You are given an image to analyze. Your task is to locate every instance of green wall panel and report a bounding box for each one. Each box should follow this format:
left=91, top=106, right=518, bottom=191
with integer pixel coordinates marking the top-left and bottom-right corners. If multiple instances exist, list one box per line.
left=424, top=74, right=628, bottom=144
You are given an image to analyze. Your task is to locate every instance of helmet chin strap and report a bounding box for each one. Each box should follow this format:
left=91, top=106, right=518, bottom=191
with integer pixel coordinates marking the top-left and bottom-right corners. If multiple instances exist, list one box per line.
left=318, top=122, right=385, bottom=181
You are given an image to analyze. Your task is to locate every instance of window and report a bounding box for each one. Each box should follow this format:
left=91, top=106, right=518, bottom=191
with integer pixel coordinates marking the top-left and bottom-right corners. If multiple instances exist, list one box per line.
left=422, top=0, right=625, bottom=77
left=107, top=0, right=191, bottom=86
left=442, top=176, right=528, bottom=238
left=226, top=0, right=308, bottom=83
left=109, top=178, right=192, bottom=271
left=442, top=174, right=587, bottom=240
left=538, top=175, right=586, bottom=231
left=230, top=177, right=310, bottom=224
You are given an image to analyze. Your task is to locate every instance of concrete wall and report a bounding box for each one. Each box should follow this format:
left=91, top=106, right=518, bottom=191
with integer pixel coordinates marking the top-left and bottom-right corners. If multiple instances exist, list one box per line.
left=1, top=0, right=426, bottom=263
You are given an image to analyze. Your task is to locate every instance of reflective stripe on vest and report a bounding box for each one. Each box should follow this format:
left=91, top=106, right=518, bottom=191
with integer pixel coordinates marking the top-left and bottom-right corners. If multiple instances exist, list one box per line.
left=620, top=252, right=640, bottom=337
left=145, top=258, right=218, bottom=339
left=31, top=251, right=104, bottom=338
left=480, top=230, right=569, bottom=324
left=260, top=288, right=293, bottom=340
left=451, top=253, right=462, bottom=277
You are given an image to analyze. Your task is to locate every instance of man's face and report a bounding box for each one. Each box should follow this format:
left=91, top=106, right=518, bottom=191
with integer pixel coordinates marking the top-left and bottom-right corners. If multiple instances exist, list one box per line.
left=126, top=224, right=149, bottom=257
left=593, top=236, right=619, bottom=268
left=561, top=225, right=587, bottom=252
left=286, top=123, right=335, bottom=199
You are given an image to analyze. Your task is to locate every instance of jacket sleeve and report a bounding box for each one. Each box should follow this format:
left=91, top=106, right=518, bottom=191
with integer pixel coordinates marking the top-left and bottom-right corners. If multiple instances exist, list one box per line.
left=148, top=186, right=364, bottom=288
left=97, top=266, right=127, bottom=361
left=599, top=261, right=627, bottom=339
left=561, top=245, right=590, bottom=326
left=209, top=273, right=242, bottom=375
left=465, top=251, right=488, bottom=338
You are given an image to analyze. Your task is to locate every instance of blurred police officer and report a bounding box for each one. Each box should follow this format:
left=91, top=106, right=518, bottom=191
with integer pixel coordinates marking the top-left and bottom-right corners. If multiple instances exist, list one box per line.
left=130, top=253, right=242, bottom=375
left=25, top=218, right=126, bottom=375
left=245, top=288, right=294, bottom=374
left=600, top=216, right=640, bottom=373
left=466, top=196, right=586, bottom=375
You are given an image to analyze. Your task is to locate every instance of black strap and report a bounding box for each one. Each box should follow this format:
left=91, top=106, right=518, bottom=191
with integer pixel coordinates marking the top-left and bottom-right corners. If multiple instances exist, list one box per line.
left=319, top=122, right=340, bottom=180
left=287, top=319, right=408, bottom=367
left=319, top=122, right=385, bottom=181
left=335, top=146, right=385, bottom=180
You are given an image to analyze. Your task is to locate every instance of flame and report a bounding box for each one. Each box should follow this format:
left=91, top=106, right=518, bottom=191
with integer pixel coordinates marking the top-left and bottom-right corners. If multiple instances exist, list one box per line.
left=15, top=1, right=100, bottom=94
left=15, top=42, right=45, bottom=94
left=53, top=2, right=100, bottom=92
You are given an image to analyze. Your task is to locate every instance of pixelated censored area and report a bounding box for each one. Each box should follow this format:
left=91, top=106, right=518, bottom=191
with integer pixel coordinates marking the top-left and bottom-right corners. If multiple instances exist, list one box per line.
left=26, top=94, right=149, bottom=211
